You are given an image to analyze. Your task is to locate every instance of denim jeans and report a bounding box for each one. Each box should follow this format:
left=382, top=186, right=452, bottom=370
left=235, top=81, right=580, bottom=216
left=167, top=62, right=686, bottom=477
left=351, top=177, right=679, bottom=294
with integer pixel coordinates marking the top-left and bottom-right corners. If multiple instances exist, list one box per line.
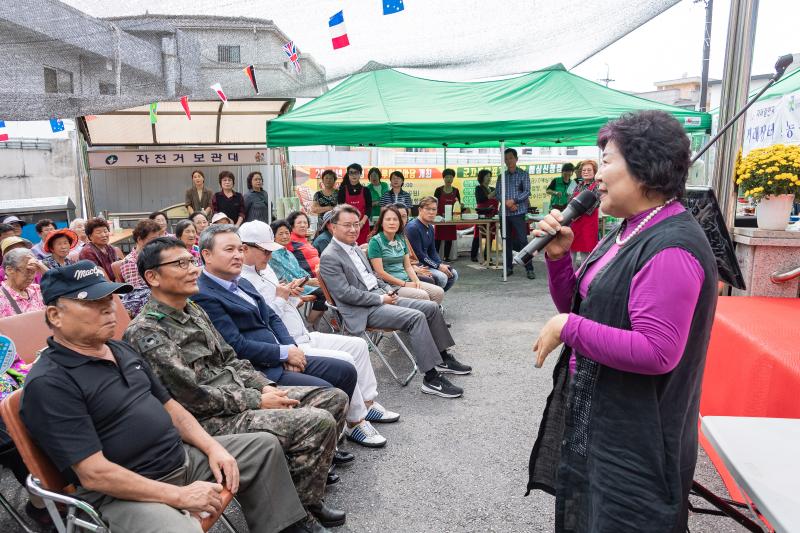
left=429, top=266, right=459, bottom=292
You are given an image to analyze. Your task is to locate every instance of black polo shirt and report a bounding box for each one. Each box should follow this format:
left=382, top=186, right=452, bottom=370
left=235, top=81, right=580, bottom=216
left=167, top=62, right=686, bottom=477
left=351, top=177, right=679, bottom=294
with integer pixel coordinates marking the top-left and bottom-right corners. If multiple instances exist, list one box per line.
left=21, top=338, right=185, bottom=486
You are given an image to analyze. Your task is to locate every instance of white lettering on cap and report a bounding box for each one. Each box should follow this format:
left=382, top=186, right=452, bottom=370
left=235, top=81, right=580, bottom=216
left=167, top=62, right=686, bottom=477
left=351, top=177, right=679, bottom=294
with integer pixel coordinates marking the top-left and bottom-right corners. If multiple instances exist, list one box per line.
left=73, top=266, right=105, bottom=281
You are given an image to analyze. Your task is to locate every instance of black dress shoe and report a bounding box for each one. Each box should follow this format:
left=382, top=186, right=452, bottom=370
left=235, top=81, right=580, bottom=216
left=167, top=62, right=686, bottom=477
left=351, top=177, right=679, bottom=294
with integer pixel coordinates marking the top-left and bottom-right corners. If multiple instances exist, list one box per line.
left=333, top=450, right=355, bottom=465
left=281, top=516, right=331, bottom=533
left=327, top=465, right=340, bottom=486
left=308, top=501, right=346, bottom=528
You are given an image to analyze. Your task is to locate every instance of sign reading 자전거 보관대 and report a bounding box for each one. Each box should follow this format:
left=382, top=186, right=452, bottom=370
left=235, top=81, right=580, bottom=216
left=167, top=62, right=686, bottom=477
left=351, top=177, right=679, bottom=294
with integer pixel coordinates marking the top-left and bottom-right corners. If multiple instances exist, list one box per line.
left=88, top=149, right=274, bottom=169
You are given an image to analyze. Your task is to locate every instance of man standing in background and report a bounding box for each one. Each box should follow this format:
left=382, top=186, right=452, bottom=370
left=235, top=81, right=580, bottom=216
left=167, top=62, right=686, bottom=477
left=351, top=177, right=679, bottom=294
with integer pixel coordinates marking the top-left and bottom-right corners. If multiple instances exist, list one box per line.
left=495, top=148, right=535, bottom=279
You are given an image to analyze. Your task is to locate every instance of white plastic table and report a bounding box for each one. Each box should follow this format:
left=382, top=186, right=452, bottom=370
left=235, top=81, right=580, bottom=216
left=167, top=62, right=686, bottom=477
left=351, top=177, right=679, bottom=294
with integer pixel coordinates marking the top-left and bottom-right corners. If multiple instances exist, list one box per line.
left=701, top=416, right=800, bottom=532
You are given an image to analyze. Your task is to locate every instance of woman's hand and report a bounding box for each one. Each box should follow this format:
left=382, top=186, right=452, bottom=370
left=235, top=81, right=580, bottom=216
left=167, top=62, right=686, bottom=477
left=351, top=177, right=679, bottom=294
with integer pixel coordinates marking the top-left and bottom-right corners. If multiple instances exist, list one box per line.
left=533, top=314, right=569, bottom=368
left=534, top=209, right=574, bottom=260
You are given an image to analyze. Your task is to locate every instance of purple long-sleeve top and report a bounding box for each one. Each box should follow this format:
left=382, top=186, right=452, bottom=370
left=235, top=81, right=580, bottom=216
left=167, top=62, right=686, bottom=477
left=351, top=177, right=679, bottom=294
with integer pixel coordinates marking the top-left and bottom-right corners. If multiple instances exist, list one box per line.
left=547, top=202, right=705, bottom=375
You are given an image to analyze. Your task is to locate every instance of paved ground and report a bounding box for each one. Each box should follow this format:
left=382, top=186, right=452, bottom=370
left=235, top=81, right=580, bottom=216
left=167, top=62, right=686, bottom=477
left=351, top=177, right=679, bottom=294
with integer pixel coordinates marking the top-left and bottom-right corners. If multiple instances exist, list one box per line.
left=1, top=257, right=751, bottom=532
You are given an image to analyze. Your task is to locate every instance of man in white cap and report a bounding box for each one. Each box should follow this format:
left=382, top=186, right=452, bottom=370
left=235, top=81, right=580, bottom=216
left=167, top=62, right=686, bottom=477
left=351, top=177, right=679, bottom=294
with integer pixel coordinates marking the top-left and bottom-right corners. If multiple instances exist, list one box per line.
left=238, top=220, right=400, bottom=448
left=2, top=216, right=25, bottom=237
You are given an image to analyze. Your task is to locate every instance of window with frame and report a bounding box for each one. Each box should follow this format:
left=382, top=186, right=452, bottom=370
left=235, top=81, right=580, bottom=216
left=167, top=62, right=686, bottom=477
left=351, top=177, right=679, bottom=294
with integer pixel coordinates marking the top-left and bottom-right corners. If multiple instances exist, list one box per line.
left=44, top=66, right=74, bottom=94
left=99, top=82, right=116, bottom=95
left=217, top=45, right=241, bottom=63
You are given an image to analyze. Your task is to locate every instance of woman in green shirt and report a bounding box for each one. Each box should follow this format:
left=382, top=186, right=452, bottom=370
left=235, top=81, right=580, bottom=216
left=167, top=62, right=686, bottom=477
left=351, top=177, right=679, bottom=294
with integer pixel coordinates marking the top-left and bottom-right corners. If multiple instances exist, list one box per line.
left=365, top=167, right=389, bottom=219
left=367, top=205, right=444, bottom=304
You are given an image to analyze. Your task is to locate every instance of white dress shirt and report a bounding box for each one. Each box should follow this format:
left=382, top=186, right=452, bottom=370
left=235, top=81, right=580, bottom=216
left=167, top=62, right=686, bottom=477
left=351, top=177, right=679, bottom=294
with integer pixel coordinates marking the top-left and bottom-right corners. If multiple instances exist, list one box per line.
left=332, top=236, right=379, bottom=290
left=240, top=264, right=311, bottom=344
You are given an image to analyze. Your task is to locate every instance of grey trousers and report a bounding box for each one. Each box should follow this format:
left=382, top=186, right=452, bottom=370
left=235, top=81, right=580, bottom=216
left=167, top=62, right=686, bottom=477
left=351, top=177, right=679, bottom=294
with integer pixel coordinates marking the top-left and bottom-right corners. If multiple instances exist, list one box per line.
left=366, top=296, right=455, bottom=372
left=75, top=433, right=306, bottom=533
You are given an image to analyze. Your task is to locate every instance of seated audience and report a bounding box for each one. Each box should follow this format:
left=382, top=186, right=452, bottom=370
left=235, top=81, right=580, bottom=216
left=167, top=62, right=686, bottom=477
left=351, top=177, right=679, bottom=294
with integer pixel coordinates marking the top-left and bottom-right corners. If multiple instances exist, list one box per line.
left=125, top=237, right=347, bottom=529
left=79, top=217, right=123, bottom=279
left=312, top=211, right=334, bottom=255
left=211, top=212, right=233, bottom=225
left=189, top=211, right=210, bottom=237
left=42, top=228, right=78, bottom=269
left=148, top=211, right=172, bottom=236
left=336, top=164, right=372, bottom=245
left=406, top=196, right=459, bottom=292
left=175, top=219, right=201, bottom=258
left=368, top=206, right=444, bottom=304
left=379, top=171, right=413, bottom=209
left=240, top=221, right=398, bottom=448
left=31, top=219, right=56, bottom=259
left=286, top=211, right=321, bottom=275
left=393, top=204, right=436, bottom=285
left=0, top=249, right=45, bottom=317
left=119, top=219, right=162, bottom=317
left=320, top=205, right=471, bottom=398
left=0, top=237, right=44, bottom=284
left=270, top=219, right=328, bottom=327
left=22, top=262, right=309, bottom=533
left=67, top=218, right=88, bottom=261
left=192, top=225, right=357, bottom=397
left=1, top=216, right=25, bottom=237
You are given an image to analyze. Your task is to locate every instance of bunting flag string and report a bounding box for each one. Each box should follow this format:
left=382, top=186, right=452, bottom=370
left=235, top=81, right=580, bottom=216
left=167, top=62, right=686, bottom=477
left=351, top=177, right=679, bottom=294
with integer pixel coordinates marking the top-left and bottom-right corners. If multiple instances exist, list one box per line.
left=0, top=120, right=8, bottom=142
left=180, top=96, right=192, bottom=120
left=329, top=11, right=350, bottom=50
left=210, top=83, right=228, bottom=103
left=149, top=102, right=158, bottom=124
left=283, top=41, right=301, bottom=73
left=383, top=0, right=405, bottom=15
left=49, top=118, right=65, bottom=133
left=243, top=65, right=259, bottom=94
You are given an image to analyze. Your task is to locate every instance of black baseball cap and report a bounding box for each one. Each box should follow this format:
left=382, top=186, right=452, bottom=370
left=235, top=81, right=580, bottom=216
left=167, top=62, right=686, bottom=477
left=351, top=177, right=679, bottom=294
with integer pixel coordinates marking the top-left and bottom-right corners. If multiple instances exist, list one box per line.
left=40, top=260, right=132, bottom=305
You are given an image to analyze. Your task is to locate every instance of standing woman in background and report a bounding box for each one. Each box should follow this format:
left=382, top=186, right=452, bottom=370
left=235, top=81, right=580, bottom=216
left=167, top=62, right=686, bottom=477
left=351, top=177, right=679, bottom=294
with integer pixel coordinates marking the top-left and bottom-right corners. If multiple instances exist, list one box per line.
left=433, top=168, right=461, bottom=261
left=311, top=169, right=339, bottom=227
left=184, top=169, right=212, bottom=217
left=470, top=169, right=499, bottom=262
left=365, top=167, right=388, bottom=219
left=244, top=171, right=272, bottom=223
left=568, top=160, right=600, bottom=266
left=337, top=163, right=372, bottom=245
left=211, top=170, right=246, bottom=227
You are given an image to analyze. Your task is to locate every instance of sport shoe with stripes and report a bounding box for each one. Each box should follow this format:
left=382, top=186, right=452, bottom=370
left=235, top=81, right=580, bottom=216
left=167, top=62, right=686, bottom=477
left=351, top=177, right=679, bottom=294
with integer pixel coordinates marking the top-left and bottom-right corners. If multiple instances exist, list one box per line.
left=344, top=420, right=387, bottom=448
left=364, top=401, right=400, bottom=423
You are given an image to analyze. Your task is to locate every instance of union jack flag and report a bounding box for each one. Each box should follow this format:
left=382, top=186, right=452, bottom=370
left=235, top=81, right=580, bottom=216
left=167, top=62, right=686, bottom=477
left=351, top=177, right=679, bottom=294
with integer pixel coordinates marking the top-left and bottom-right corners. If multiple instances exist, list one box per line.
left=283, top=41, right=301, bottom=73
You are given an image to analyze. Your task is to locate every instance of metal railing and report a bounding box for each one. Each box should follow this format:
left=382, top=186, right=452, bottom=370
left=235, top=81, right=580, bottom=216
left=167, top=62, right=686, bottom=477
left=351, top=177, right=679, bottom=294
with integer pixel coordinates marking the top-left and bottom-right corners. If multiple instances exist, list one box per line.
left=770, top=265, right=800, bottom=284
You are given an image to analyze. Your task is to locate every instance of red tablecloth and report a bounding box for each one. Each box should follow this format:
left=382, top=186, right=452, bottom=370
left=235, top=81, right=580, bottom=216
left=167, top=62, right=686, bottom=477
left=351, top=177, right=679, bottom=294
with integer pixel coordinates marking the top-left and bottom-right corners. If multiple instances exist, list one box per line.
left=699, top=296, right=800, bottom=502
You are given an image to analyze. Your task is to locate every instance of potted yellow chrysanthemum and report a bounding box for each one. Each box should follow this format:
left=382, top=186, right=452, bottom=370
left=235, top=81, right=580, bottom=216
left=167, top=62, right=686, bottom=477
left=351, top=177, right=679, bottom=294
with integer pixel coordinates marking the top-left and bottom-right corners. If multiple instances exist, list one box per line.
left=735, top=144, right=800, bottom=230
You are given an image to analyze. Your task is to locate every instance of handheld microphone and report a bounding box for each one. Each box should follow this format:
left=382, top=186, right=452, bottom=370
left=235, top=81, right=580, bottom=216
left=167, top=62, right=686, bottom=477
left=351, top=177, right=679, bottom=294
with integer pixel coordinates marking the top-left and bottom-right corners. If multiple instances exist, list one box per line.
left=513, top=189, right=600, bottom=265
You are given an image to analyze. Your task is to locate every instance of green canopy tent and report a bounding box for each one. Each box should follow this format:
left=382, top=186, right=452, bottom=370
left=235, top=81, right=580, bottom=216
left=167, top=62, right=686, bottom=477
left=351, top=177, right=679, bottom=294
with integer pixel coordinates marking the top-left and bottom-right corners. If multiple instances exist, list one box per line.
left=266, top=64, right=710, bottom=148
left=266, top=64, right=711, bottom=277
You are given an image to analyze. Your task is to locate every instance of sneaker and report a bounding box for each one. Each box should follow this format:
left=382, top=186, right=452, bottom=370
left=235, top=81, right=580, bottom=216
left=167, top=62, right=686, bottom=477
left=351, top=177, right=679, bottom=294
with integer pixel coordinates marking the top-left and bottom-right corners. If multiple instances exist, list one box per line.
left=526, top=270, right=536, bottom=279
left=421, top=374, right=463, bottom=398
left=364, top=401, right=400, bottom=423
left=436, top=356, right=472, bottom=375
left=344, top=420, right=387, bottom=448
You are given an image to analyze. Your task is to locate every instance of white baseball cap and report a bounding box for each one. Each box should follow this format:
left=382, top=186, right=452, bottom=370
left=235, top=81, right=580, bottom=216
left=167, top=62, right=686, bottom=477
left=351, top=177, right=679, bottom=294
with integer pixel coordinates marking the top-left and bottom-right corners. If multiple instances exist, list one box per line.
left=238, top=221, right=283, bottom=252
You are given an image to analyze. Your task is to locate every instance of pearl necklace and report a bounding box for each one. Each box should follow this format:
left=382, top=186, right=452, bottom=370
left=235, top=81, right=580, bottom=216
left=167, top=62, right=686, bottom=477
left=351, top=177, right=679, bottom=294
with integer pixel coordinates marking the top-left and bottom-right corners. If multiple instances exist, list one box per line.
left=615, top=198, right=677, bottom=246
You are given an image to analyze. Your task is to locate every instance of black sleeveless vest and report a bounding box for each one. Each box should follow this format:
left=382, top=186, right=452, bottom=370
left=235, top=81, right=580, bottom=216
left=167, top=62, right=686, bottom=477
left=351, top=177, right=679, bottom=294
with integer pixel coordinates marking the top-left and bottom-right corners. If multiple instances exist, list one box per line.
left=527, top=210, right=718, bottom=533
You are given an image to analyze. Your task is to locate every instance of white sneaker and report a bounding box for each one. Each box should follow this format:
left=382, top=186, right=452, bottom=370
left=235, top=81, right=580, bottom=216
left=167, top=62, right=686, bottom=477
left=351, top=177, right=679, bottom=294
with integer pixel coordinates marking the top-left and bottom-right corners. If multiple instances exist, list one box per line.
left=364, top=401, right=401, bottom=423
left=344, top=420, right=387, bottom=448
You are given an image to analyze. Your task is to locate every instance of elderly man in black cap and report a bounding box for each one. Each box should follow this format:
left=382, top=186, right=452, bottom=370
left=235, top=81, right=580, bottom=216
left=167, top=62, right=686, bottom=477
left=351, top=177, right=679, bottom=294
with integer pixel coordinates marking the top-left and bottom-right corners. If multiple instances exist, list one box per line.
left=20, top=260, right=319, bottom=533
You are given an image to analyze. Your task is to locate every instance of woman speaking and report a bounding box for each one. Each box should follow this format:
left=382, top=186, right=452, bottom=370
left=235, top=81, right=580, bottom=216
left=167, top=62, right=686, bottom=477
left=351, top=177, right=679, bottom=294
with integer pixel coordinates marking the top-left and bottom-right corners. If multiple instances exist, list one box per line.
left=527, top=110, right=718, bottom=532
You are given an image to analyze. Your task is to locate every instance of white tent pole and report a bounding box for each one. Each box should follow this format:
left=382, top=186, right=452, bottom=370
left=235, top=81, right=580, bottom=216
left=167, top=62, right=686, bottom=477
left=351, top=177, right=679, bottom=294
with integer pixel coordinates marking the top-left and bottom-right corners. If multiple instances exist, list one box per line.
left=443, top=144, right=447, bottom=168
left=500, top=141, right=507, bottom=282
left=266, top=143, right=273, bottom=225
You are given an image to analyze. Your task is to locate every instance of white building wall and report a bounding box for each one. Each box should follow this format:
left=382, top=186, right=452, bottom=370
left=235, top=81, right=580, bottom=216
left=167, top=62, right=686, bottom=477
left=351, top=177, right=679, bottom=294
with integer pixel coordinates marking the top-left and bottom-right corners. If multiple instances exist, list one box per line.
left=0, top=138, right=81, bottom=207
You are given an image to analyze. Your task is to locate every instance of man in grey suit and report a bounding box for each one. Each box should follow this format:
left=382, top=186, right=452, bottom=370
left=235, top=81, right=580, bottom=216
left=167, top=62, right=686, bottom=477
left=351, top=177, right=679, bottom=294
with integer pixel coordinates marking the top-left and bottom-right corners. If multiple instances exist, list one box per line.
left=319, top=204, right=471, bottom=398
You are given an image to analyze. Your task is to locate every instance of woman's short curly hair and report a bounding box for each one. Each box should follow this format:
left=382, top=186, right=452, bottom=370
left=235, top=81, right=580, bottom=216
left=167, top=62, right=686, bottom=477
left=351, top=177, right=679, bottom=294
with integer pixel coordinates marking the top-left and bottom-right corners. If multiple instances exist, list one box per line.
left=85, top=217, right=110, bottom=237
left=597, top=110, right=690, bottom=199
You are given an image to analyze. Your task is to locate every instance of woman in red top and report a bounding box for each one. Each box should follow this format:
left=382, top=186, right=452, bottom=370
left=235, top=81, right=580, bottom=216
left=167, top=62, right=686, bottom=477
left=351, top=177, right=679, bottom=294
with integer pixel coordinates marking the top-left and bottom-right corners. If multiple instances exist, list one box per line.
left=569, top=160, right=600, bottom=265
left=78, top=217, right=123, bottom=279
left=336, top=163, right=372, bottom=244
left=285, top=211, right=320, bottom=275
left=434, top=168, right=461, bottom=260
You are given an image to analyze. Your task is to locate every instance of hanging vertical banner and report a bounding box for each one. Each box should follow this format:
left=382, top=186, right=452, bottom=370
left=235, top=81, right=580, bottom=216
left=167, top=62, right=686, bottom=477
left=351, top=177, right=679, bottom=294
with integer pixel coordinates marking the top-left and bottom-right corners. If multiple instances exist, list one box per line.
left=210, top=83, right=228, bottom=103
left=329, top=11, right=350, bottom=49
left=0, top=120, right=8, bottom=142
left=243, top=65, right=259, bottom=94
left=49, top=118, right=65, bottom=133
left=149, top=102, right=158, bottom=124
left=180, top=96, right=192, bottom=120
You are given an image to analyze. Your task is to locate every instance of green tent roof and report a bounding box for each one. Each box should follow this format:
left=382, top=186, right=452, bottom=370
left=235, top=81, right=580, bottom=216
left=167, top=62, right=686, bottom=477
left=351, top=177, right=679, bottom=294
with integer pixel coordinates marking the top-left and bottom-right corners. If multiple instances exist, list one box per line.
left=267, top=65, right=711, bottom=148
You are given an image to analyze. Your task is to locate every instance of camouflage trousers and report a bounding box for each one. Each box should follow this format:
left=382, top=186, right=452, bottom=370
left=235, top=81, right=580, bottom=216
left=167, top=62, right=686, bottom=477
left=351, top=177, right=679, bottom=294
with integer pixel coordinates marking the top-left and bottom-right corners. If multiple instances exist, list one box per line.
left=202, top=386, right=348, bottom=506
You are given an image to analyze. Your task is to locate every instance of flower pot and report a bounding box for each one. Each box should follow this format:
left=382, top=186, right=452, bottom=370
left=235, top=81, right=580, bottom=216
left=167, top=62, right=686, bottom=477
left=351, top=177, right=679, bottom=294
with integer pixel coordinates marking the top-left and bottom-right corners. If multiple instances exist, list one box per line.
left=755, top=194, right=795, bottom=230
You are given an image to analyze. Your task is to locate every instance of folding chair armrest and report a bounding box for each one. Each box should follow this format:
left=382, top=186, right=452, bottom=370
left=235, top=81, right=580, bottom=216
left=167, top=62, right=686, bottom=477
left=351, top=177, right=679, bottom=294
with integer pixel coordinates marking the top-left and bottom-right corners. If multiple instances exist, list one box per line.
left=26, top=475, right=108, bottom=531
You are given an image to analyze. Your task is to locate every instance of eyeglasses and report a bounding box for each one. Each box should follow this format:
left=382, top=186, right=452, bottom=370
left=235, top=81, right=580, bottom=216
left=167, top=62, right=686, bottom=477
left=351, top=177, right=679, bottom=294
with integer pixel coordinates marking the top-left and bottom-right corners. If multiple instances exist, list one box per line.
left=155, top=257, right=201, bottom=270
left=334, top=222, right=361, bottom=230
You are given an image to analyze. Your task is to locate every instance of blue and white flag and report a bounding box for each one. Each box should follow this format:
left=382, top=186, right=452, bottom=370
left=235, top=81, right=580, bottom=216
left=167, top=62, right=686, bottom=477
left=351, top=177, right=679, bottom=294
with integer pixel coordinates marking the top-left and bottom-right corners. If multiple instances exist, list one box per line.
left=383, top=0, right=404, bottom=15
left=49, top=118, right=65, bottom=133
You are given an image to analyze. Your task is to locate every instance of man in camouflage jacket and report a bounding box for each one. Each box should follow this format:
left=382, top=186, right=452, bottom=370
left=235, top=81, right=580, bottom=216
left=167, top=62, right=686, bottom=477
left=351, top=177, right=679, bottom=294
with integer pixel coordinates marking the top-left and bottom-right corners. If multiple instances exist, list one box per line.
left=123, top=237, right=347, bottom=526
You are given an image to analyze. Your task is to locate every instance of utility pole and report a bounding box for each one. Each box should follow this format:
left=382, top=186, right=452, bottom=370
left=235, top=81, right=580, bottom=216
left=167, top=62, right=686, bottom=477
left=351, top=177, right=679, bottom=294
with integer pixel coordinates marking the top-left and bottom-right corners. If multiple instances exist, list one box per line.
left=598, top=63, right=615, bottom=87
left=697, top=0, right=714, bottom=111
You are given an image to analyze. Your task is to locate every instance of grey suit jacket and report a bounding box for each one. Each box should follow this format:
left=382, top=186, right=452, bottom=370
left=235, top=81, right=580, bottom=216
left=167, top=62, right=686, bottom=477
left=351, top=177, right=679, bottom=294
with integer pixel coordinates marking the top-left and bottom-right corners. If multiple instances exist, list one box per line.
left=319, top=240, right=390, bottom=334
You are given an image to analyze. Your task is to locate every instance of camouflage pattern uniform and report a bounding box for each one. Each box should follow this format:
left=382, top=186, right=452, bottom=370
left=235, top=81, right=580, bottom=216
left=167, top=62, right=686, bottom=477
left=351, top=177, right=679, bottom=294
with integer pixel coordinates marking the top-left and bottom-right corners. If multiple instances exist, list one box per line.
left=124, top=297, right=347, bottom=506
